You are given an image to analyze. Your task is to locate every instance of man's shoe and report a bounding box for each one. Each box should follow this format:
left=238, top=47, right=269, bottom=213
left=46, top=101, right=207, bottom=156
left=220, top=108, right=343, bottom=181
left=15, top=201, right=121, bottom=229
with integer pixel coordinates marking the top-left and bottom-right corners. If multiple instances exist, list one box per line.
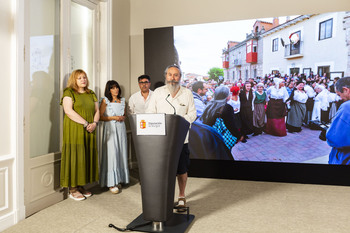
left=176, top=197, right=187, bottom=212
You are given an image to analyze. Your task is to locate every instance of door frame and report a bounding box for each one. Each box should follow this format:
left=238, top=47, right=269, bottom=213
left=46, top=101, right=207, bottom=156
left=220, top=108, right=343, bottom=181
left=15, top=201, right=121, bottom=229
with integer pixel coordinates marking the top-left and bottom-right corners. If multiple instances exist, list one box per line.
left=22, top=0, right=111, bottom=217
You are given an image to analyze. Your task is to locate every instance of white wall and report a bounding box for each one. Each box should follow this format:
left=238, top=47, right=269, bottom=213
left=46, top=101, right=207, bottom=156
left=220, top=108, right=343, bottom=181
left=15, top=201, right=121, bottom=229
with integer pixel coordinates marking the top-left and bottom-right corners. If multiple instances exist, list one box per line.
left=262, top=12, right=347, bottom=76
left=129, top=0, right=350, bottom=96
left=0, top=0, right=23, bottom=231
left=0, top=0, right=12, bottom=156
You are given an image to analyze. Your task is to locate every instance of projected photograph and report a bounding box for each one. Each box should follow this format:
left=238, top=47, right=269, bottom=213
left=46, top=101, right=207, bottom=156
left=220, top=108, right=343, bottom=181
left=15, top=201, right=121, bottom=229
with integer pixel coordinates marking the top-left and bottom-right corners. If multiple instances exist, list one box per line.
left=145, top=11, right=350, bottom=164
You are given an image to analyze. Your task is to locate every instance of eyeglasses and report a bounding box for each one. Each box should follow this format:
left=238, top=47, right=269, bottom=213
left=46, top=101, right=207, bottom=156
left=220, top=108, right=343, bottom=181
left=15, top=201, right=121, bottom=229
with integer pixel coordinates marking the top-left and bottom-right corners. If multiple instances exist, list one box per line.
left=139, top=81, right=150, bottom=84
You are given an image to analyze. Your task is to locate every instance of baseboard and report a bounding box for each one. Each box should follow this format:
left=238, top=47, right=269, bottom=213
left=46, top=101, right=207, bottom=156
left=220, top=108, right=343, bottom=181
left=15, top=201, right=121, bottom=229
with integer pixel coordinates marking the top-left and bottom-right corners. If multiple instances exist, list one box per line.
left=0, top=212, right=16, bottom=232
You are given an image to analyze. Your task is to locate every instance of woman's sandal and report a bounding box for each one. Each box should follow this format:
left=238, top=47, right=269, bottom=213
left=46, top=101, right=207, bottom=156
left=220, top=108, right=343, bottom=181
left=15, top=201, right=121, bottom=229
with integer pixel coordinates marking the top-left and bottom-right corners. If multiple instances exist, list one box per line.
left=78, top=186, right=92, bottom=198
left=109, top=186, right=120, bottom=194
left=69, top=188, right=86, bottom=201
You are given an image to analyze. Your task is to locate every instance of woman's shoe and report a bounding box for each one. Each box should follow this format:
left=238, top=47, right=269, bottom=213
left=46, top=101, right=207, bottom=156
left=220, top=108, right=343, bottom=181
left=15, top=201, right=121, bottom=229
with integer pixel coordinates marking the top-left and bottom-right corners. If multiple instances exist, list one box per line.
left=78, top=186, right=92, bottom=197
left=69, top=189, right=86, bottom=201
left=109, top=186, right=120, bottom=194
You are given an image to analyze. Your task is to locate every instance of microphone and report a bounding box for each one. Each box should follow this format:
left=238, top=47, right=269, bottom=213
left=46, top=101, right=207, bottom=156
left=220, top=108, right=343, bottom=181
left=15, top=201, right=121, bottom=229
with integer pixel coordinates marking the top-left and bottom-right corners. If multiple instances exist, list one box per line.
left=165, top=94, right=176, bottom=115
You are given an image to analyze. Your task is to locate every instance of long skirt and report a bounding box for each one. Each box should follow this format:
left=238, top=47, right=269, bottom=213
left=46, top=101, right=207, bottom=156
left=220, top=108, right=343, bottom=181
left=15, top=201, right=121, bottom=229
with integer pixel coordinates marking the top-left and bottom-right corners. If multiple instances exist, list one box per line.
left=287, top=101, right=306, bottom=128
left=239, top=107, right=253, bottom=136
left=265, top=98, right=287, bottom=136
left=253, top=103, right=265, bottom=128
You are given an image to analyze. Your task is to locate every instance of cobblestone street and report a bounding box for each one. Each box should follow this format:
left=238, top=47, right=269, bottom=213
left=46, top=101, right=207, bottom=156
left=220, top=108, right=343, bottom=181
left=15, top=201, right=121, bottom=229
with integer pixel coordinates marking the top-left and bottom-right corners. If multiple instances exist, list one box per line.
left=231, top=126, right=331, bottom=164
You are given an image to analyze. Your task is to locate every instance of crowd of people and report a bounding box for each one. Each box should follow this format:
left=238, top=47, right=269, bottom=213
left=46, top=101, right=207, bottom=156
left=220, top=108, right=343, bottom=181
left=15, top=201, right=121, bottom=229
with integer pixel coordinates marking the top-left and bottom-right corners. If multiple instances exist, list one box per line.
left=59, top=67, right=349, bottom=214
left=184, top=72, right=343, bottom=144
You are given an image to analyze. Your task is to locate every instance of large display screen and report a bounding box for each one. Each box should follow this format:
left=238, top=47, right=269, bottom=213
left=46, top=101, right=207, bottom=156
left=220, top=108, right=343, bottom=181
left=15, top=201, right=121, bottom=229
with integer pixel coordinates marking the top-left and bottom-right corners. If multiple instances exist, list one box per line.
left=144, top=11, right=349, bottom=167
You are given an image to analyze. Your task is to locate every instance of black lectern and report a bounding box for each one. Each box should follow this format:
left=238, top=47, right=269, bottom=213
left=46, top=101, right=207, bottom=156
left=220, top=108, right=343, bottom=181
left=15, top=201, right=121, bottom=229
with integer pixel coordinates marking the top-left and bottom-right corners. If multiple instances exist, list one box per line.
left=123, top=114, right=195, bottom=232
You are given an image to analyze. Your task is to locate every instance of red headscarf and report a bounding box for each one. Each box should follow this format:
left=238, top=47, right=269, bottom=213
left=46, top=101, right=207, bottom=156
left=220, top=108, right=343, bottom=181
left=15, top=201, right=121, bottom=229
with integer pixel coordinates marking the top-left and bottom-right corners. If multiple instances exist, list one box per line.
left=230, top=86, right=240, bottom=96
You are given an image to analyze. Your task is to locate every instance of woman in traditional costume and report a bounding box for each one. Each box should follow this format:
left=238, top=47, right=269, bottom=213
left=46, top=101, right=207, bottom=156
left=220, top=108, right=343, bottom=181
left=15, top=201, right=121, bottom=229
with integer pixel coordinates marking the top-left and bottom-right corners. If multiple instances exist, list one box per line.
left=286, top=81, right=308, bottom=132
left=265, top=78, right=289, bottom=136
left=252, top=83, right=267, bottom=136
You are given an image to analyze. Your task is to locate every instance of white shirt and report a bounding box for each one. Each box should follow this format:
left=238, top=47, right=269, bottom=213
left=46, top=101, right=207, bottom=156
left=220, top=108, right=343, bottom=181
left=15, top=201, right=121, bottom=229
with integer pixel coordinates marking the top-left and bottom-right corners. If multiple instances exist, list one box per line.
left=146, top=85, right=197, bottom=143
left=293, top=90, right=308, bottom=104
left=128, top=90, right=153, bottom=114
left=227, top=96, right=240, bottom=113
left=304, top=85, right=316, bottom=98
left=267, top=86, right=289, bottom=102
left=315, top=89, right=330, bottom=111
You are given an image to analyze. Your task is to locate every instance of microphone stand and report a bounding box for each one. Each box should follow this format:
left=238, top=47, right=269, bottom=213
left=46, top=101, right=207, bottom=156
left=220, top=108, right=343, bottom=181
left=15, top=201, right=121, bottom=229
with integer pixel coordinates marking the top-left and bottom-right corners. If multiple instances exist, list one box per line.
left=166, top=94, right=177, bottom=115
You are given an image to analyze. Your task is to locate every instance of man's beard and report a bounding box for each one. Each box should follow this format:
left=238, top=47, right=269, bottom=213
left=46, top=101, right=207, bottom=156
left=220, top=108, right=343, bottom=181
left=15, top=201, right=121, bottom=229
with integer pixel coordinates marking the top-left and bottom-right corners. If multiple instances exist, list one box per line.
left=166, top=79, right=180, bottom=96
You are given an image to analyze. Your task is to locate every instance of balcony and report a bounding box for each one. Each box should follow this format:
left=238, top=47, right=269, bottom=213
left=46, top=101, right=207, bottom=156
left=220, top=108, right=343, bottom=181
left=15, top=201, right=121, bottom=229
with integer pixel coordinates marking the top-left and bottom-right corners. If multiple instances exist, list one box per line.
left=284, top=41, right=304, bottom=59
left=246, top=52, right=257, bottom=63
left=234, top=59, right=242, bottom=66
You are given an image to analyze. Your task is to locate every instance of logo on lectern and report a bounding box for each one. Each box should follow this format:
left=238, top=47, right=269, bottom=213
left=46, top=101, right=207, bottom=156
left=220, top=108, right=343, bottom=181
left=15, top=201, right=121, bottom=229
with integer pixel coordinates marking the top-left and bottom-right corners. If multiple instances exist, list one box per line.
left=140, top=120, right=146, bottom=129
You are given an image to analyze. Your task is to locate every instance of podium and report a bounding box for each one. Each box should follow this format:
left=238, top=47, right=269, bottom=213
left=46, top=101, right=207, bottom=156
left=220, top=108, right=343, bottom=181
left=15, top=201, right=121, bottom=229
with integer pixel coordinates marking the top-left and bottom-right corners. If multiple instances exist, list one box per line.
left=124, top=114, right=195, bottom=232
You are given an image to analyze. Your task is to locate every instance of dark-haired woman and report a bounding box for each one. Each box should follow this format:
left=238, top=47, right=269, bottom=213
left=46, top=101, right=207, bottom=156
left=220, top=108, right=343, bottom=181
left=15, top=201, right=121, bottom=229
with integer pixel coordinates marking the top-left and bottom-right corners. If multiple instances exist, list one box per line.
left=99, top=80, right=129, bottom=194
left=239, top=81, right=254, bottom=142
left=61, top=69, right=99, bottom=201
left=286, top=82, right=308, bottom=133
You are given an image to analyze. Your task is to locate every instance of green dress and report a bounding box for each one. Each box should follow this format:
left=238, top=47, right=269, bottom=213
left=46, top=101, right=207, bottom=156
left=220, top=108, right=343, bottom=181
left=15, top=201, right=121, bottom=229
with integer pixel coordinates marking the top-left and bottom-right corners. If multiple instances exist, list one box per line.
left=60, top=88, right=99, bottom=187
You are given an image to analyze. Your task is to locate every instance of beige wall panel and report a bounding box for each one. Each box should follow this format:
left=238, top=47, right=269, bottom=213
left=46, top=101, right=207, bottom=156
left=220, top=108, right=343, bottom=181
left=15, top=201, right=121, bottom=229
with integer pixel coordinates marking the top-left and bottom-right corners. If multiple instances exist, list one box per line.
left=130, top=0, right=350, bottom=34
left=111, top=0, right=131, bottom=98
left=0, top=159, right=13, bottom=216
left=130, top=34, right=144, bottom=95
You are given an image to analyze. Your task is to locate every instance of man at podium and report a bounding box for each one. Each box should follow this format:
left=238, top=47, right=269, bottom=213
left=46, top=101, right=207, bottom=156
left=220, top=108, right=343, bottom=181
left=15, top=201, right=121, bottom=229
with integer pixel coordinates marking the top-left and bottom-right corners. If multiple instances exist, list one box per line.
left=146, top=64, right=196, bottom=211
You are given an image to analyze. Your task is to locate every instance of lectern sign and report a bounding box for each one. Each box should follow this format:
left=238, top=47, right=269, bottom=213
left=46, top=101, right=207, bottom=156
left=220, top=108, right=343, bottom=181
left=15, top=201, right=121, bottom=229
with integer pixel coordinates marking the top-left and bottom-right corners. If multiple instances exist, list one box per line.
left=136, top=113, right=166, bottom=135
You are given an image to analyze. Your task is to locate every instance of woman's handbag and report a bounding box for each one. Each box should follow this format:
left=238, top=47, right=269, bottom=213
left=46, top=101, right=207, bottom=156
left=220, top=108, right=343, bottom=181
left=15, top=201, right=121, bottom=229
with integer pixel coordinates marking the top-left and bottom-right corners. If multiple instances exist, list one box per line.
left=212, top=117, right=237, bottom=150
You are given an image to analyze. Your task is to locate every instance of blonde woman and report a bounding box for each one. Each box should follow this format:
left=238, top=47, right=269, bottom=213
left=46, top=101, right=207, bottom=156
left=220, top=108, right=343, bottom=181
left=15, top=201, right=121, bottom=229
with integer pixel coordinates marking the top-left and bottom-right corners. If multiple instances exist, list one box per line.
left=61, top=69, right=99, bottom=201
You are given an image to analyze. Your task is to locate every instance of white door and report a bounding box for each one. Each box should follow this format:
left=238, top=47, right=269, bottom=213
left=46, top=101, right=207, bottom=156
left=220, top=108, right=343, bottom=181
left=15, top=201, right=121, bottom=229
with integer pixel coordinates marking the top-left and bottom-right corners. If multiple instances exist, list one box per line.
left=24, top=0, right=100, bottom=217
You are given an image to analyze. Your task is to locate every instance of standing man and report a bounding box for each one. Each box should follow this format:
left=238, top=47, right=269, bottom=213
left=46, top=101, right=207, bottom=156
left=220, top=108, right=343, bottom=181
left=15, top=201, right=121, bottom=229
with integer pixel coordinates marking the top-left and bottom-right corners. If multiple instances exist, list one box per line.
left=192, top=81, right=207, bottom=118
left=326, top=77, right=350, bottom=164
left=128, top=75, right=153, bottom=114
left=146, top=65, right=196, bottom=211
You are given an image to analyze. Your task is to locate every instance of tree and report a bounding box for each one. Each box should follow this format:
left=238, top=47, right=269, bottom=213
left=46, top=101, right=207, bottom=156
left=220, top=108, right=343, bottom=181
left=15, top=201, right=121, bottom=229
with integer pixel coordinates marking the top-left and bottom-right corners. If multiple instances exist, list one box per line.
left=208, top=67, right=224, bottom=82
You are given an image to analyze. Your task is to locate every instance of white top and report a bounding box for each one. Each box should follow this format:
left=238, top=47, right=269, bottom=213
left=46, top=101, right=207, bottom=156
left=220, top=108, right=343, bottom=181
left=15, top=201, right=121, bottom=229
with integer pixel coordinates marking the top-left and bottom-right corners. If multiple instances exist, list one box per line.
left=227, top=96, right=241, bottom=113
left=293, top=90, right=308, bottom=104
left=304, top=85, right=316, bottom=98
left=328, top=92, right=341, bottom=103
left=128, top=90, right=153, bottom=114
left=267, top=86, right=289, bottom=102
left=146, top=85, right=197, bottom=143
left=315, top=89, right=330, bottom=111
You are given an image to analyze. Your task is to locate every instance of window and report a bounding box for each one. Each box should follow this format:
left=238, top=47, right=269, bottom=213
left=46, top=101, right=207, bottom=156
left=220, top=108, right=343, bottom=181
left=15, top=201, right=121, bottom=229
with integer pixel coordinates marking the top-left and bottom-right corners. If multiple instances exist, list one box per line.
left=232, top=71, right=235, bottom=80
left=319, top=18, right=333, bottom=40
left=247, top=40, right=252, bottom=53
left=272, top=38, right=278, bottom=52
left=290, top=31, right=301, bottom=55
left=290, top=68, right=300, bottom=76
left=317, top=66, right=330, bottom=78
